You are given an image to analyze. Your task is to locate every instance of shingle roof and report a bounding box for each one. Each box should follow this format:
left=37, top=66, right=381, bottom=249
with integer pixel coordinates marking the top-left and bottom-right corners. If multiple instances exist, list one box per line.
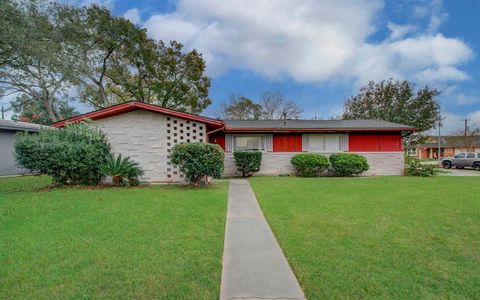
left=0, top=119, right=45, bottom=132
left=223, top=119, right=415, bottom=132
left=417, top=136, right=480, bottom=148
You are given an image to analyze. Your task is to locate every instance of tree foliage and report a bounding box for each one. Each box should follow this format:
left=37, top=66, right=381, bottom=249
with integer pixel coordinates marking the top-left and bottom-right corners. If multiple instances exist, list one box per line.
left=342, top=79, right=441, bottom=137
left=221, top=95, right=262, bottom=120
left=11, top=94, right=77, bottom=124
left=221, top=91, right=303, bottom=120
left=260, top=91, right=303, bottom=119
left=1, top=0, right=212, bottom=124
left=0, top=0, right=77, bottom=124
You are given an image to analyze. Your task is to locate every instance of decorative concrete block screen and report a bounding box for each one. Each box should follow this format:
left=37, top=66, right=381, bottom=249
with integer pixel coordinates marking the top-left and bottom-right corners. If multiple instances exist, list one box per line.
left=165, top=116, right=206, bottom=181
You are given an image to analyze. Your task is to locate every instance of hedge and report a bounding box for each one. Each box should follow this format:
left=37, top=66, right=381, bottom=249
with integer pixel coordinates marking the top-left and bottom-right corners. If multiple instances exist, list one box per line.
left=14, top=123, right=110, bottom=185
left=291, top=153, right=329, bottom=177
left=329, top=153, right=369, bottom=176
left=171, top=142, right=224, bottom=186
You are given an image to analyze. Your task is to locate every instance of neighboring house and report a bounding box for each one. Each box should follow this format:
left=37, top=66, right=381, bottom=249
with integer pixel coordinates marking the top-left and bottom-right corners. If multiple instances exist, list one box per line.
left=410, top=136, right=480, bottom=159
left=0, top=119, right=43, bottom=176
left=53, top=101, right=415, bottom=182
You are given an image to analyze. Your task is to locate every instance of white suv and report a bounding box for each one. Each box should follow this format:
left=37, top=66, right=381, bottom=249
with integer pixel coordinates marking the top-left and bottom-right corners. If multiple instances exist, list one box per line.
left=441, top=152, right=480, bottom=170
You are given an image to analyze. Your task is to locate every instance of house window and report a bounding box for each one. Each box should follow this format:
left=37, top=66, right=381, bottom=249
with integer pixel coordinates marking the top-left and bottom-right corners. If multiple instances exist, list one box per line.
left=234, top=136, right=265, bottom=151
left=307, top=134, right=341, bottom=152
left=407, top=148, right=417, bottom=156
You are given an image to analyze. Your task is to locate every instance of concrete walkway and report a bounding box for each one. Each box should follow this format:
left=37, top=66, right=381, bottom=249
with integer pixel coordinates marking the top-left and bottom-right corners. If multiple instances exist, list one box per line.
left=220, top=179, right=305, bottom=300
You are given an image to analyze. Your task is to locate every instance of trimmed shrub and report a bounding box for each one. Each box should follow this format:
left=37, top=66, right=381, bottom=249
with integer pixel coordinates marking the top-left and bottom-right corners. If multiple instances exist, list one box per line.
left=14, top=123, right=110, bottom=185
left=291, top=153, right=329, bottom=177
left=405, top=157, right=437, bottom=177
left=99, top=154, right=144, bottom=186
left=329, top=153, right=369, bottom=176
left=233, top=151, right=262, bottom=177
left=171, top=142, right=224, bottom=186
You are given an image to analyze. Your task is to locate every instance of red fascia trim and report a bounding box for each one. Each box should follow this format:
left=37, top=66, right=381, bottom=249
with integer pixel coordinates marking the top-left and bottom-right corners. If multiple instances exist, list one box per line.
left=53, top=101, right=224, bottom=128
left=206, top=126, right=225, bottom=135
left=224, top=127, right=415, bottom=133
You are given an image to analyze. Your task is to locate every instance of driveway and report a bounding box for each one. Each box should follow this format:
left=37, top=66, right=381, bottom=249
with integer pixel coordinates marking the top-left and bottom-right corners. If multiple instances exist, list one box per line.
left=440, top=168, right=480, bottom=176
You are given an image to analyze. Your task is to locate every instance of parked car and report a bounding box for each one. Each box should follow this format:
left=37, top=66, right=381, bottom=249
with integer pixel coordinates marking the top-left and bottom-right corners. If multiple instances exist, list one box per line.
left=441, top=152, right=480, bottom=170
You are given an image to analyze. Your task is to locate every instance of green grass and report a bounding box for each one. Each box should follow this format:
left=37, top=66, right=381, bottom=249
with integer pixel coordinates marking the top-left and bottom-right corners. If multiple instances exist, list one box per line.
left=250, top=176, right=480, bottom=299
left=0, top=176, right=228, bottom=299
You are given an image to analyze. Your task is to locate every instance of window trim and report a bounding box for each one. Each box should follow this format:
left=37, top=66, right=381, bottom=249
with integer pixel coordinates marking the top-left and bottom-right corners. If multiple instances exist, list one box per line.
left=233, top=134, right=267, bottom=152
left=304, top=134, right=345, bottom=153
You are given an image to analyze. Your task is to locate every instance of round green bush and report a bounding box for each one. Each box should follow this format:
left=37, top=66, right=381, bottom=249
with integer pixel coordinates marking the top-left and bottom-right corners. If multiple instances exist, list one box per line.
left=329, top=153, right=369, bottom=176
left=14, top=123, right=110, bottom=185
left=171, top=142, right=224, bottom=186
left=290, top=153, right=329, bottom=177
left=233, top=151, right=262, bottom=177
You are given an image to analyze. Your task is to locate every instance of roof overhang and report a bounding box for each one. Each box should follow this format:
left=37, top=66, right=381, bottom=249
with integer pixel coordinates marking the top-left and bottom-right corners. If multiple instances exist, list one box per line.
left=52, top=101, right=224, bottom=128
left=223, top=127, right=415, bottom=133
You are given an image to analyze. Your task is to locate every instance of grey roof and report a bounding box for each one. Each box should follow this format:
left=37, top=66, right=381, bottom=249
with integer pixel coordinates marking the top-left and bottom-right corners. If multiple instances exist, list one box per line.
left=417, top=136, right=480, bottom=148
left=0, top=119, right=45, bottom=132
left=223, top=119, right=415, bottom=131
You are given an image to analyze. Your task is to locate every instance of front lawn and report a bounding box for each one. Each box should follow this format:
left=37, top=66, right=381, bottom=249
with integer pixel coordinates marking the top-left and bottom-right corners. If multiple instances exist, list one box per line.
left=0, top=176, right=227, bottom=299
left=250, top=177, right=480, bottom=299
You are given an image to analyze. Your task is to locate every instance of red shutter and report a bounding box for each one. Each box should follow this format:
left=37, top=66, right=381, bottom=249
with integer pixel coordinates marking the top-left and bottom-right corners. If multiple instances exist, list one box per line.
left=349, top=133, right=402, bottom=152
left=379, top=134, right=402, bottom=151
left=273, top=134, right=302, bottom=152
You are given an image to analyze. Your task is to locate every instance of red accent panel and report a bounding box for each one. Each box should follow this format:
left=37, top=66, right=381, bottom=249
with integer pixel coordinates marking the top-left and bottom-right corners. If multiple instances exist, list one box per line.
left=349, top=133, right=403, bottom=152
left=209, top=133, right=225, bottom=150
left=379, top=134, right=402, bottom=151
left=273, top=134, right=302, bottom=152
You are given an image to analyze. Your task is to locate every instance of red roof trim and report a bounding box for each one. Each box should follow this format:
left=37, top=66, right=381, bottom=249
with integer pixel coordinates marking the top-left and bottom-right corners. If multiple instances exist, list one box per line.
left=52, top=101, right=223, bottom=128
left=224, top=127, right=415, bottom=133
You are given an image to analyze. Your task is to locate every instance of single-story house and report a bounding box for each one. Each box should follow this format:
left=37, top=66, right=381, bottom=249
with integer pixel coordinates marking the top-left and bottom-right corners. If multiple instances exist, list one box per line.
left=0, top=119, right=43, bottom=176
left=53, top=101, right=415, bottom=182
left=409, top=136, right=480, bottom=159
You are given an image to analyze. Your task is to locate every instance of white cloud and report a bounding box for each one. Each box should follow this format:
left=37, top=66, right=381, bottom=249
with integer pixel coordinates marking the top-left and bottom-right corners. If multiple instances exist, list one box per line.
left=413, top=0, right=448, bottom=33
left=124, top=8, right=141, bottom=25
left=456, top=94, right=480, bottom=105
left=387, top=22, right=416, bottom=40
left=142, top=0, right=473, bottom=85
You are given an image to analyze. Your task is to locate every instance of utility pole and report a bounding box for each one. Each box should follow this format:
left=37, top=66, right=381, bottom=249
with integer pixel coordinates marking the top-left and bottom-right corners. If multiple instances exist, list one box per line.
left=464, top=118, right=468, bottom=151
left=1, top=106, right=4, bottom=120
left=438, top=117, right=441, bottom=164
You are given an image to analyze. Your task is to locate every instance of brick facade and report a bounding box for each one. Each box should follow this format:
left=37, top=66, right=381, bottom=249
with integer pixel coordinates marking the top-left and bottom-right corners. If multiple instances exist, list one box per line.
left=224, top=152, right=405, bottom=176
left=93, top=110, right=206, bottom=182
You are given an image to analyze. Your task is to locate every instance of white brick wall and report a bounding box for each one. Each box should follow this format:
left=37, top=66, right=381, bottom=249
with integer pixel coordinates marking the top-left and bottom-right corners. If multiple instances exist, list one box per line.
left=224, top=152, right=405, bottom=176
left=93, top=110, right=207, bottom=182
left=92, top=110, right=404, bottom=181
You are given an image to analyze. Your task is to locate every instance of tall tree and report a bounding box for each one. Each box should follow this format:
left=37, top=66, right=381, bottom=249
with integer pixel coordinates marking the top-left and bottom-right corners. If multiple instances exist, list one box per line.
left=57, top=5, right=148, bottom=109
left=108, top=40, right=211, bottom=113
left=260, top=91, right=303, bottom=119
left=11, top=94, right=77, bottom=124
left=342, top=79, right=441, bottom=140
left=221, top=95, right=262, bottom=120
left=0, top=0, right=77, bottom=123
left=1, top=0, right=213, bottom=122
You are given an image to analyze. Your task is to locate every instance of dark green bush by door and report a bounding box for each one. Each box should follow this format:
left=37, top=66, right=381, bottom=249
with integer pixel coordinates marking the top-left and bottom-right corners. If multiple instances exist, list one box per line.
left=233, top=151, right=262, bottom=177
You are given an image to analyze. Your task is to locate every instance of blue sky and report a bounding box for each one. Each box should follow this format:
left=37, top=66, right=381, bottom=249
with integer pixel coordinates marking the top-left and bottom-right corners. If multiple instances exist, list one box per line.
left=7, top=0, right=480, bottom=133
